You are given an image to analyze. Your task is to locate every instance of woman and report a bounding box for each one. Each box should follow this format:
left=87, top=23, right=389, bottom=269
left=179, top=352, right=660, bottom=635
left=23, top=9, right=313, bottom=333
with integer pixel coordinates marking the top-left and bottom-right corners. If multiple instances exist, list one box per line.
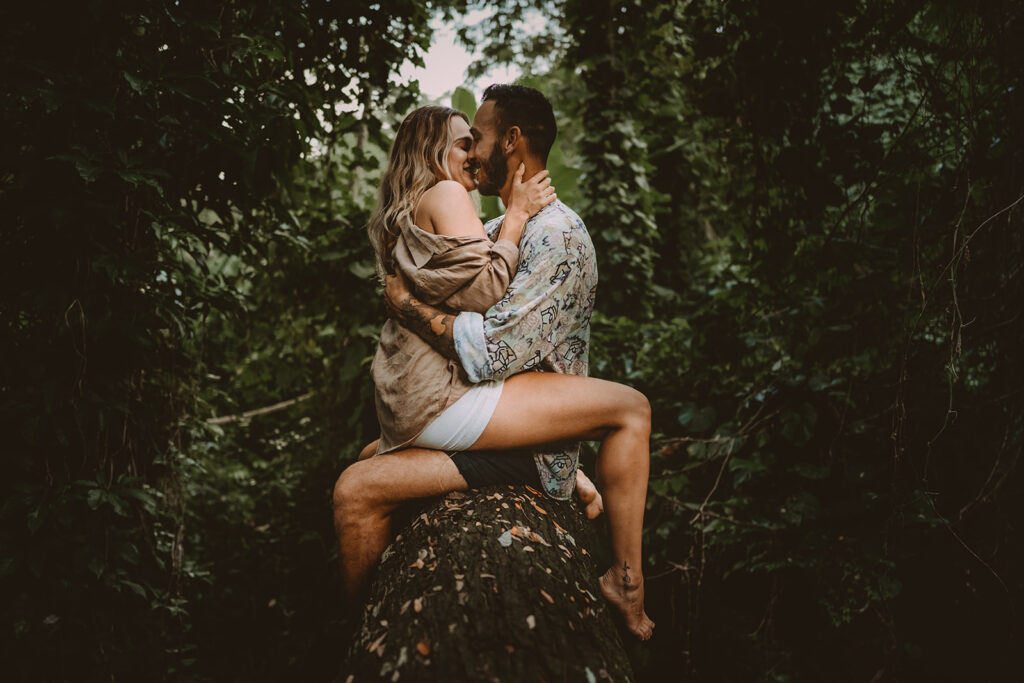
left=367, top=105, right=654, bottom=640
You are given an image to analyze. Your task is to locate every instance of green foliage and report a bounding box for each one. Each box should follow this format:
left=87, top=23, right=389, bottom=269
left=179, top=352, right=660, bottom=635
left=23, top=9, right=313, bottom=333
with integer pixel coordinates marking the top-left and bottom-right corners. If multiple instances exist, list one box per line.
left=465, top=0, right=1024, bottom=678
left=560, top=0, right=661, bottom=315
left=1, top=0, right=435, bottom=678
left=3, top=0, right=1022, bottom=681
left=563, top=1, right=1024, bottom=680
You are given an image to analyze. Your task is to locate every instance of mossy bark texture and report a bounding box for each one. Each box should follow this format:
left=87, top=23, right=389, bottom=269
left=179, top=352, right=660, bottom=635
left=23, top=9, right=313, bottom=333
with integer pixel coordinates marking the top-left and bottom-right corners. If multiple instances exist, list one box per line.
left=342, top=484, right=634, bottom=682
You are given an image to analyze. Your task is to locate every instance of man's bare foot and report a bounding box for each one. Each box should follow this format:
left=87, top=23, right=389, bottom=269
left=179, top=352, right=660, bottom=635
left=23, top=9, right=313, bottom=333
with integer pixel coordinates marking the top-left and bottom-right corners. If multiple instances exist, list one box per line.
left=575, top=470, right=605, bottom=519
left=357, top=439, right=379, bottom=461
left=599, top=566, right=655, bottom=640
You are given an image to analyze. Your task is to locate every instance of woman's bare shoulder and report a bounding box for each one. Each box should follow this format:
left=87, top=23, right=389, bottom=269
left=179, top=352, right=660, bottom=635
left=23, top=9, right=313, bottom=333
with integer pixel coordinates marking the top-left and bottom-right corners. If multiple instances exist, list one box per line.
left=420, top=180, right=471, bottom=206
left=419, top=181, right=484, bottom=237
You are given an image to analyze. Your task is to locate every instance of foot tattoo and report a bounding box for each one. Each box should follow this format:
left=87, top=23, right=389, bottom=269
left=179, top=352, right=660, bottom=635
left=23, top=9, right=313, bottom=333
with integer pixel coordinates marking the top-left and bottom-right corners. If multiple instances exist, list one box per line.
left=599, top=567, right=655, bottom=640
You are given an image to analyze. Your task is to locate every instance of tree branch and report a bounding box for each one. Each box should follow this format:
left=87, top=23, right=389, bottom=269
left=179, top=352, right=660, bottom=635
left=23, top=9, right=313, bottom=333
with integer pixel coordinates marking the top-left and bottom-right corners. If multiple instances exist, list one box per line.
left=207, top=391, right=316, bottom=425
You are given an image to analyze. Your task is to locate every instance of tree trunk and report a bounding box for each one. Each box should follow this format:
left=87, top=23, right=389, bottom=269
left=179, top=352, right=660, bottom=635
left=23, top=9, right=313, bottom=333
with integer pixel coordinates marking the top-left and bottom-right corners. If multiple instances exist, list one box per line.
left=341, top=484, right=635, bottom=682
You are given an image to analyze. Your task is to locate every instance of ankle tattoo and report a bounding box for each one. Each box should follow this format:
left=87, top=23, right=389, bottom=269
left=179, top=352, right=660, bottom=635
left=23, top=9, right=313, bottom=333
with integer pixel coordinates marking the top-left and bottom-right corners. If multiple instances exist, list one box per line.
left=622, top=561, right=631, bottom=585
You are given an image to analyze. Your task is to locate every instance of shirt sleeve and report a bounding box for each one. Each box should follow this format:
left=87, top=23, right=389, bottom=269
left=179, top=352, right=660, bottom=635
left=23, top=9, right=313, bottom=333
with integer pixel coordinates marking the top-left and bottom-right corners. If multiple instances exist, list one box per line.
left=394, top=232, right=519, bottom=314
left=442, top=239, right=519, bottom=314
left=454, top=216, right=583, bottom=383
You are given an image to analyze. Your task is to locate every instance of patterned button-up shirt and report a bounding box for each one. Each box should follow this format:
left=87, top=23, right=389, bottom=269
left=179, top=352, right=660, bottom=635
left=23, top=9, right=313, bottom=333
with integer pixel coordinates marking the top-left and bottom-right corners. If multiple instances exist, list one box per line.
left=453, top=200, right=598, bottom=499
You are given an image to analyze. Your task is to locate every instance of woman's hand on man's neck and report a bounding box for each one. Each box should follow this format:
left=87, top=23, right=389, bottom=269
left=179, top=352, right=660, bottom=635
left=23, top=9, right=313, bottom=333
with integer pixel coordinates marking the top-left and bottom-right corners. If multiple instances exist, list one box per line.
left=499, top=153, right=547, bottom=210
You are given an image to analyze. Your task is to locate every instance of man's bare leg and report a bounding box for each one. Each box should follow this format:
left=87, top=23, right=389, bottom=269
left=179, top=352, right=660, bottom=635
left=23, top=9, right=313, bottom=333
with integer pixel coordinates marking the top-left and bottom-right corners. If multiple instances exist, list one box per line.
left=357, top=439, right=379, bottom=461
left=341, top=438, right=600, bottom=602
left=575, top=469, right=604, bottom=519
left=359, top=437, right=601, bottom=514
left=333, top=447, right=467, bottom=604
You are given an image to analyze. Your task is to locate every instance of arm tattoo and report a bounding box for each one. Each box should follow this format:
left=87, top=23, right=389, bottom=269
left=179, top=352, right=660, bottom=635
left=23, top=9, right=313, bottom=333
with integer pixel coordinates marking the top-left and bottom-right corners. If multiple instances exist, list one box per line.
left=395, top=295, right=458, bottom=361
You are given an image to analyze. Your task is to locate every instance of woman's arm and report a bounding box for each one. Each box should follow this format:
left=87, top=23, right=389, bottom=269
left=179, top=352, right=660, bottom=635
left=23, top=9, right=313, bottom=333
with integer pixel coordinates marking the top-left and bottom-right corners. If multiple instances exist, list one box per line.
left=419, top=165, right=554, bottom=246
left=383, top=209, right=593, bottom=375
left=494, top=165, right=554, bottom=244
left=405, top=168, right=556, bottom=313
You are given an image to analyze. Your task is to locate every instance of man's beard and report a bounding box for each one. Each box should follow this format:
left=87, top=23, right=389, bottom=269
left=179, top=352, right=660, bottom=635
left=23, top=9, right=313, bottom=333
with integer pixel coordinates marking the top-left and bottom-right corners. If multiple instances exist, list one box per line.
left=476, top=141, right=508, bottom=196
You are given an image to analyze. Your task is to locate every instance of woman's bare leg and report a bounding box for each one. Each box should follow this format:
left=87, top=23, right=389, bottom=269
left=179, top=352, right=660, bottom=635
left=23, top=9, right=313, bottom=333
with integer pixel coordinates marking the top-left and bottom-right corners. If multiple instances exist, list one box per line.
left=471, top=373, right=655, bottom=640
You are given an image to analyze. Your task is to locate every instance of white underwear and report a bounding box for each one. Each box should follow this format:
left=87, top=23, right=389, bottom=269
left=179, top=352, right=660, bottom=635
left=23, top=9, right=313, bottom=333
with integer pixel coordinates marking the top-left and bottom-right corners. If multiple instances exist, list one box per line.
left=413, top=380, right=504, bottom=451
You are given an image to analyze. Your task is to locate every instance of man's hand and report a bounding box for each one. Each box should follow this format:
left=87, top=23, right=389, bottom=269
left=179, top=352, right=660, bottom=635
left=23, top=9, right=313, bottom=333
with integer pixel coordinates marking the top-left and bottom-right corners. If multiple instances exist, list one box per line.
left=383, top=271, right=459, bottom=362
left=383, top=271, right=413, bottom=319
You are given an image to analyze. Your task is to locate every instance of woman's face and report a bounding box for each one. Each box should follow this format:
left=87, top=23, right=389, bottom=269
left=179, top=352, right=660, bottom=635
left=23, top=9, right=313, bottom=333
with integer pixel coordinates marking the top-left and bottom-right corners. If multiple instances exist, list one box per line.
left=446, top=116, right=477, bottom=192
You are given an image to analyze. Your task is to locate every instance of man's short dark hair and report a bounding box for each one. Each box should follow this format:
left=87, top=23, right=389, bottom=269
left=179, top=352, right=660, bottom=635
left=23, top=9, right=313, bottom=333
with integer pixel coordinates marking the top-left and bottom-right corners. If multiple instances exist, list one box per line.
left=482, top=84, right=557, bottom=163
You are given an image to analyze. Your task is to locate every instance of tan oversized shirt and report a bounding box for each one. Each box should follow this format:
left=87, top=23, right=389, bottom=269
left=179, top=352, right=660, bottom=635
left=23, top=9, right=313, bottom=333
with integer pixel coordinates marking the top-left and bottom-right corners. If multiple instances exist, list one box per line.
left=371, top=219, right=520, bottom=454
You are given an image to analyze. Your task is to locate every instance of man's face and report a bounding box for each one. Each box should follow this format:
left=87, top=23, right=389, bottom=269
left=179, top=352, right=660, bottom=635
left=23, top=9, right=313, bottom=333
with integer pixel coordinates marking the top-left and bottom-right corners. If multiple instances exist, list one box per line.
left=469, top=101, right=508, bottom=197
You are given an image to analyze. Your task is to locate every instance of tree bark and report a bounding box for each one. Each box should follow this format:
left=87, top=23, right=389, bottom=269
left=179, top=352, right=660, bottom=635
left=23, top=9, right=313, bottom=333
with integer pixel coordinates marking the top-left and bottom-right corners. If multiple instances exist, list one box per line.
left=341, top=484, right=635, bottom=682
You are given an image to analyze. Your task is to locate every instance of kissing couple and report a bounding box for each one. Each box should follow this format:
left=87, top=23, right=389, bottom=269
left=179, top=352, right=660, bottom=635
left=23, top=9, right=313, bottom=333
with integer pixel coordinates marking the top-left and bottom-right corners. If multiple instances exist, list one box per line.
left=334, top=84, right=654, bottom=640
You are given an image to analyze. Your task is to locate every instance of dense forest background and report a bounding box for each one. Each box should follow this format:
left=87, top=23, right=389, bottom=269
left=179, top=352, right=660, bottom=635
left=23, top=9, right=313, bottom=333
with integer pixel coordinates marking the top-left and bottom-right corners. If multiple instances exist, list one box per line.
left=2, top=0, right=1021, bottom=680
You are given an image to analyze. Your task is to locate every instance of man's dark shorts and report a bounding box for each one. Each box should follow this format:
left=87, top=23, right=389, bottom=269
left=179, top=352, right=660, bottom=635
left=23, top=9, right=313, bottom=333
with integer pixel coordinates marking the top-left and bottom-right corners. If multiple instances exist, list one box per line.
left=448, top=449, right=541, bottom=488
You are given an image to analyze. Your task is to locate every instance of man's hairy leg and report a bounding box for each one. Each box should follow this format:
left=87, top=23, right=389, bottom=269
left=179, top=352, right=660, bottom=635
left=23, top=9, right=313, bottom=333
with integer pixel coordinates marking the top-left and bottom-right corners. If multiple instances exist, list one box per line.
left=333, top=447, right=467, bottom=604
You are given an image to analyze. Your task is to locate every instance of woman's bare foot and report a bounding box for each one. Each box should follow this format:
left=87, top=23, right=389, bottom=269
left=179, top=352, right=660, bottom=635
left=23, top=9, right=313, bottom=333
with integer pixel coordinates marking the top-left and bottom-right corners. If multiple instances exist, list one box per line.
left=575, top=470, right=605, bottom=519
left=599, top=565, right=655, bottom=640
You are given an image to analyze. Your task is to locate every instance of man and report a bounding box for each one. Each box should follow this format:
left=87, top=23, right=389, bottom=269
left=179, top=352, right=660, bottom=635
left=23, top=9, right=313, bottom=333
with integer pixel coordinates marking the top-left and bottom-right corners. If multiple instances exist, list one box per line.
left=334, top=84, right=601, bottom=603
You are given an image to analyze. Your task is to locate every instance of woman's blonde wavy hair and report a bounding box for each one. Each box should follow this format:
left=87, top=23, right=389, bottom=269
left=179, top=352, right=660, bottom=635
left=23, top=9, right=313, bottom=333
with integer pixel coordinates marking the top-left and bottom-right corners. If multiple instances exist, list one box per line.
left=367, top=105, right=469, bottom=278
